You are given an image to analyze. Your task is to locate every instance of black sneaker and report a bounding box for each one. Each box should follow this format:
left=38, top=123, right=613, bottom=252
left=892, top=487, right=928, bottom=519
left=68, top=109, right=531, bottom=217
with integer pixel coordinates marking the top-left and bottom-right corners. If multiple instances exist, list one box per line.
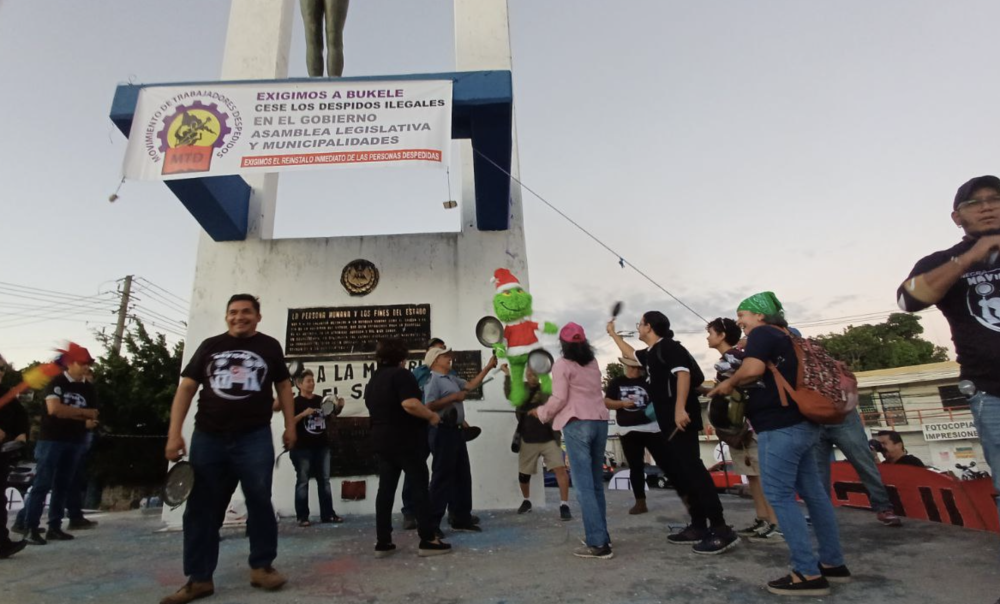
left=374, top=542, right=397, bottom=558
left=572, top=544, right=613, bottom=559
left=0, top=539, right=28, bottom=559
left=560, top=504, right=572, bottom=521
left=736, top=517, right=768, bottom=537
left=749, top=524, right=784, bottom=543
left=692, top=527, right=739, bottom=555
left=767, top=572, right=831, bottom=596
left=418, top=540, right=453, bottom=557
left=10, top=523, right=27, bottom=536
left=666, top=525, right=706, bottom=545
left=820, top=564, right=852, bottom=584
left=450, top=522, right=482, bottom=532
left=402, top=514, right=417, bottom=531
left=25, top=530, right=47, bottom=546
left=517, top=500, right=532, bottom=514
left=46, top=527, right=75, bottom=541
left=68, top=517, right=98, bottom=530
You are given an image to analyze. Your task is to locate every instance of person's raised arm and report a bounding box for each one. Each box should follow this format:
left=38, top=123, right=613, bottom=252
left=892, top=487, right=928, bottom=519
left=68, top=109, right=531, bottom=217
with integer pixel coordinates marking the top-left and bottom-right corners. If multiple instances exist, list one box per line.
left=464, top=355, right=498, bottom=390
left=899, top=235, right=1000, bottom=307
left=606, top=320, right=637, bottom=360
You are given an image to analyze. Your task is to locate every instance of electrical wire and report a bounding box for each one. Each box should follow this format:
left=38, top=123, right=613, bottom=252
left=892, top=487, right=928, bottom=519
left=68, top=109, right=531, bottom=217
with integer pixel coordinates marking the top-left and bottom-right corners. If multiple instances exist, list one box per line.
left=473, top=148, right=707, bottom=322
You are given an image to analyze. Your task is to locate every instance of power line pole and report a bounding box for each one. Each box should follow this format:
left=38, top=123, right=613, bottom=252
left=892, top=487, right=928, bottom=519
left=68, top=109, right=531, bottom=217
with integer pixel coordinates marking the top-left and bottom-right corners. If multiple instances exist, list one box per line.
left=112, top=275, right=133, bottom=356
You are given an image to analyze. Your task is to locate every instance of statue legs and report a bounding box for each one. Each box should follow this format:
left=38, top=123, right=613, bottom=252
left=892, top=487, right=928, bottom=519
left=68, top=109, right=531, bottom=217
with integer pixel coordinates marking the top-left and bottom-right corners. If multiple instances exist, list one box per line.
left=300, top=0, right=349, bottom=77
left=300, top=0, right=325, bottom=77
left=325, top=0, right=349, bottom=77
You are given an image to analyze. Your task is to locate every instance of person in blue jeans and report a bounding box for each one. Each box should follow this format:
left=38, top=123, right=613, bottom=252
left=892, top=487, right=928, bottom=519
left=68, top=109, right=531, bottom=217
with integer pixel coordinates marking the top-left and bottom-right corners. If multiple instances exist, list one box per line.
left=711, top=293, right=849, bottom=596
left=898, top=175, right=1000, bottom=523
left=532, top=323, right=612, bottom=559
left=815, top=411, right=902, bottom=526
left=160, top=295, right=298, bottom=604
left=279, top=369, right=343, bottom=526
left=21, top=343, right=100, bottom=546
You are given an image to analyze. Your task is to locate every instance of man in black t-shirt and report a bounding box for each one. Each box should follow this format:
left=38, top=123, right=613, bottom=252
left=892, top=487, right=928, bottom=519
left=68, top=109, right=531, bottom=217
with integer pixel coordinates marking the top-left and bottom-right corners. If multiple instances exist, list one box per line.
left=21, top=343, right=99, bottom=546
left=0, top=355, right=30, bottom=559
left=875, top=431, right=925, bottom=467
left=898, top=175, right=1000, bottom=521
left=608, top=311, right=738, bottom=555
left=161, top=295, right=296, bottom=604
left=365, top=338, right=450, bottom=558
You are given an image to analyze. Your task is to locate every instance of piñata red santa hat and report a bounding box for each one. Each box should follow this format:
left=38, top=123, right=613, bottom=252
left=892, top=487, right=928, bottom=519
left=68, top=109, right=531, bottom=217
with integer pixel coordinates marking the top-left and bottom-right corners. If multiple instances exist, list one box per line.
left=491, top=268, right=522, bottom=293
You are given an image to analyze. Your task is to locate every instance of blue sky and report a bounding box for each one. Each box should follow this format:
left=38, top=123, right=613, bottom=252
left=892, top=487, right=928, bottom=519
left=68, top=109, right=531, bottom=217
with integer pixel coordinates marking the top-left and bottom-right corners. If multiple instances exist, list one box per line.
left=2, top=0, right=998, bottom=367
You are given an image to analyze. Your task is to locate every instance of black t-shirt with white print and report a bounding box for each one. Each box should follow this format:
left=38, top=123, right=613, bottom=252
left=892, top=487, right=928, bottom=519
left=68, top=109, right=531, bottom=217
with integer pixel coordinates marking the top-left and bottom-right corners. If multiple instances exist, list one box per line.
left=604, top=376, right=653, bottom=427
left=40, top=373, right=97, bottom=443
left=181, top=332, right=291, bottom=434
left=634, top=339, right=704, bottom=431
left=294, top=394, right=328, bottom=449
left=899, top=238, right=1000, bottom=395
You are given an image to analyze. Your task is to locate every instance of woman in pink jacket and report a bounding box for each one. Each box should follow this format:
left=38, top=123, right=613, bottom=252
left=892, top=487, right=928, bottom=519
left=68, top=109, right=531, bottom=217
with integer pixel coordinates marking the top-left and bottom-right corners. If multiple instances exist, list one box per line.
left=530, top=323, right=611, bottom=559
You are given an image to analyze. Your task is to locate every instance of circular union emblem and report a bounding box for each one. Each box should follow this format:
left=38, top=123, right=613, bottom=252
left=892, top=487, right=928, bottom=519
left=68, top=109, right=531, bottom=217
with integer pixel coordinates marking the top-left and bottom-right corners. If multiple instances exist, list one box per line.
left=341, top=259, right=379, bottom=296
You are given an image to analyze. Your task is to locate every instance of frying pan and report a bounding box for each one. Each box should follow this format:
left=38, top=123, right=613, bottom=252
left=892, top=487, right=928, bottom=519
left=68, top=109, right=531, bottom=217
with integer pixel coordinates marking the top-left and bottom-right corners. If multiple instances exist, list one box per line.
left=527, top=349, right=554, bottom=375
left=163, top=457, right=195, bottom=509
left=475, top=316, right=504, bottom=347
left=320, top=394, right=344, bottom=417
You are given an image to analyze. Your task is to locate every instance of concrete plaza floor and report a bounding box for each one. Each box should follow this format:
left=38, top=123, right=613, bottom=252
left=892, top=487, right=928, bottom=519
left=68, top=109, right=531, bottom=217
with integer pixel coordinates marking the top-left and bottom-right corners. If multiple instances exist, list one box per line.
left=2, top=488, right=998, bottom=604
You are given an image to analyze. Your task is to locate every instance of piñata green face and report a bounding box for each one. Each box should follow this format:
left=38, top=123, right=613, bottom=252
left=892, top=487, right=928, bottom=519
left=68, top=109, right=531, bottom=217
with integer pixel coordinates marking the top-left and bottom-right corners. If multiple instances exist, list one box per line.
left=493, top=287, right=533, bottom=323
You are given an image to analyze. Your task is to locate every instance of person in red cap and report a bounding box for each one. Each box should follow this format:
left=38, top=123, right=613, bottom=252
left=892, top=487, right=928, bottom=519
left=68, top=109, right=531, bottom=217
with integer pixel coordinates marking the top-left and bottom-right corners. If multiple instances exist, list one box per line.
left=19, top=343, right=99, bottom=545
left=530, top=323, right=612, bottom=559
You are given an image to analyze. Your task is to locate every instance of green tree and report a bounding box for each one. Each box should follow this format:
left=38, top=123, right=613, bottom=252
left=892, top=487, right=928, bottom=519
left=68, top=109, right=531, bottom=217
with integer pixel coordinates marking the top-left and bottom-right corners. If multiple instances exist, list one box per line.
left=815, top=312, right=949, bottom=372
left=89, top=320, right=184, bottom=486
left=603, top=362, right=624, bottom=389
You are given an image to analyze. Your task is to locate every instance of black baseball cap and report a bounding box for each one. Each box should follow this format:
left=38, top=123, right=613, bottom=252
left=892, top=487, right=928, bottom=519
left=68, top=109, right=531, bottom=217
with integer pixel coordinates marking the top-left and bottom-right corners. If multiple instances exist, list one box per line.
left=954, top=175, right=1000, bottom=210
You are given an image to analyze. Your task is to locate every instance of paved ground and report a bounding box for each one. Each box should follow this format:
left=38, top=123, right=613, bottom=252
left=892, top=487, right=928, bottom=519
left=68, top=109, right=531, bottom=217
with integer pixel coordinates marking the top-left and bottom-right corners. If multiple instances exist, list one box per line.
left=2, top=488, right=998, bottom=604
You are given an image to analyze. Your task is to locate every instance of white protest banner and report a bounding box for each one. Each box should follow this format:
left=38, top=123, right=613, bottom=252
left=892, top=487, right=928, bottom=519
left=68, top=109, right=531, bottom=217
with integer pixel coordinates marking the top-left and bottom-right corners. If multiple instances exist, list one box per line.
left=123, top=80, right=452, bottom=181
left=921, top=420, right=979, bottom=442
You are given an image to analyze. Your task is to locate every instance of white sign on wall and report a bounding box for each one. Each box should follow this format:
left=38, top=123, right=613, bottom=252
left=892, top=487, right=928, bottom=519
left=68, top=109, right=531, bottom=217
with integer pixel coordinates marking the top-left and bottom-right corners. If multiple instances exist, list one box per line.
left=922, top=420, right=979, bottom=442
left=124, top=80, right=453, bottom=181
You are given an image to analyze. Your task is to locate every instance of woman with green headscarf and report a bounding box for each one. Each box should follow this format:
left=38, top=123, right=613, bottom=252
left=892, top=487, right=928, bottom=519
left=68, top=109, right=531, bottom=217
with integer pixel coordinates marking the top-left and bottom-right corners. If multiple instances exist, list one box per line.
left=708, top=292, right=849, bottom=597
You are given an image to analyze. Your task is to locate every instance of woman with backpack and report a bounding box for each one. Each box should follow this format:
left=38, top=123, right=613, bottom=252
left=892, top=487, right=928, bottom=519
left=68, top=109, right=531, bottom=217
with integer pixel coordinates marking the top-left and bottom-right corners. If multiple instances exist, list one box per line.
left=709, top=292, right=850, bottom=597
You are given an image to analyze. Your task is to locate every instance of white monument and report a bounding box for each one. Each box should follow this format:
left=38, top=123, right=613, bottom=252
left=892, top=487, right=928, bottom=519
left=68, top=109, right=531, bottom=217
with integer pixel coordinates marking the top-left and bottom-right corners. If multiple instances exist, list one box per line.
left=156, top=0, right=535, bottom=527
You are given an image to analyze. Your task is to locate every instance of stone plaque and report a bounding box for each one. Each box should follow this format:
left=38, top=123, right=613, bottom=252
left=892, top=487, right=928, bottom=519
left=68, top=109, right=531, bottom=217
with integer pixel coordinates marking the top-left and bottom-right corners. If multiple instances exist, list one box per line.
left=286, top=304, right=430, bottom=356
left=451, top=350, right=485, bottom=400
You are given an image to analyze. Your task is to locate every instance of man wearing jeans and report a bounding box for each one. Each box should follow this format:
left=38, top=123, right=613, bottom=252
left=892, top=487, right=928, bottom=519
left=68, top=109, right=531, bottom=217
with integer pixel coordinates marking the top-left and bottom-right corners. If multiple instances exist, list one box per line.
left=898, top=175, right=1000, bottom=522
left=161, top=294, right=297, bottom=604
left=815, top=411, right=902, bottom=527
left=21, top=344, right=99, bottom=546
